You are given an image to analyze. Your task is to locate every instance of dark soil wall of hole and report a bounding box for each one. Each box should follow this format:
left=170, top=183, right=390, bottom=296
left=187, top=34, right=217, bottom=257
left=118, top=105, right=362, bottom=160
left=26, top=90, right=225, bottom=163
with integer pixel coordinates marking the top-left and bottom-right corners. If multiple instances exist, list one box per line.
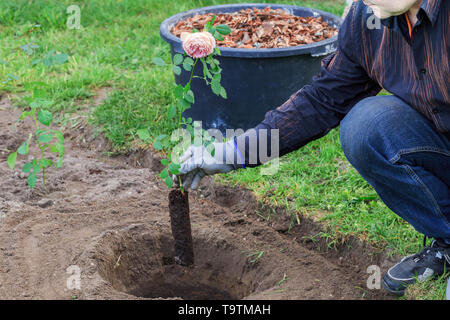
left=198, top=183, right=397, bottom=300
left=93, top=225, right=280, bottom=300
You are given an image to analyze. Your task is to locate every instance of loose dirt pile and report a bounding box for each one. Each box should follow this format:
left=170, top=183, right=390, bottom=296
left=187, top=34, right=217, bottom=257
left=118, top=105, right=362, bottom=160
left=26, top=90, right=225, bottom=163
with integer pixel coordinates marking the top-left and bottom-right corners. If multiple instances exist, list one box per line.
left=171, top=7, right=338, bottom=49
left=0, top=94, right=393, bottom=300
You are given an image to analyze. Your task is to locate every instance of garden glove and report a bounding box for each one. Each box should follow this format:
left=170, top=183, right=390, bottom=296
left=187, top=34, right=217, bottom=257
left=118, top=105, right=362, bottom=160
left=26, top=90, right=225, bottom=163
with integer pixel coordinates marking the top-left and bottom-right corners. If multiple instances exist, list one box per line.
left=362, top=0, right=420, bottom=19
left=175, top=140, right=239, bottom=190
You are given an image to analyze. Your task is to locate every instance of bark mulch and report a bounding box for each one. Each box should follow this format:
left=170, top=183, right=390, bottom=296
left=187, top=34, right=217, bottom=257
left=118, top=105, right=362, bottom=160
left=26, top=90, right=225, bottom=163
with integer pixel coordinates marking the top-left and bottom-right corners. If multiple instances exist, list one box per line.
left=171, top=7, right=338, bottom=49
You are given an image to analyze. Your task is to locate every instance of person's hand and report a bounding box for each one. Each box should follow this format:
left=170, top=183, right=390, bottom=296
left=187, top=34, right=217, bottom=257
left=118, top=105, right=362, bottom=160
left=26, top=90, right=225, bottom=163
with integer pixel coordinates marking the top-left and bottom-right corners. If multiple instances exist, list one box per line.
left=175, top=141, right=236, bottom=190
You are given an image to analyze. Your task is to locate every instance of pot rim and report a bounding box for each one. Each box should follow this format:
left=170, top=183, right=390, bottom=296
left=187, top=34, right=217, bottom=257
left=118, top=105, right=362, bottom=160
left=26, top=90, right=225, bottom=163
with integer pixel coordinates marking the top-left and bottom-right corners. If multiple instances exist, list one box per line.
left=160, top=3, right=342, bottom=58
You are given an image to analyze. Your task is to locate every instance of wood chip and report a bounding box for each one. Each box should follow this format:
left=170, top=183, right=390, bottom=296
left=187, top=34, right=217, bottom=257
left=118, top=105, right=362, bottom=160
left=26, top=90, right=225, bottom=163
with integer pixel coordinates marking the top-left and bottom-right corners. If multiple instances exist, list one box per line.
left=171, top=7, right=338, bottom=49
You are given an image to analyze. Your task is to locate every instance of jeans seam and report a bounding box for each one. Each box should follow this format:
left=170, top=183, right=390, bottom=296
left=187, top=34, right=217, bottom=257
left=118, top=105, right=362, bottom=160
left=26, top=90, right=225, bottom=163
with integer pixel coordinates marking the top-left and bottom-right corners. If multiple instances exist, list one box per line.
left=389, top=147, right=450, bottom=164
left=362, top=107, right=398, bottom=162
left=401, top=164, right=450, bottom=230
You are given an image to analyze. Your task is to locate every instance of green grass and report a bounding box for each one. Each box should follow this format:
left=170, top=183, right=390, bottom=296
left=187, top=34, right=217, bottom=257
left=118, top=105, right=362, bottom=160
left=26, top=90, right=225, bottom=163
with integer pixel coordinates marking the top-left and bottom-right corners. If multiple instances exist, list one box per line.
left=1, top=0, right=446, bottom=299
left=403, top=271, right=449, bottom=300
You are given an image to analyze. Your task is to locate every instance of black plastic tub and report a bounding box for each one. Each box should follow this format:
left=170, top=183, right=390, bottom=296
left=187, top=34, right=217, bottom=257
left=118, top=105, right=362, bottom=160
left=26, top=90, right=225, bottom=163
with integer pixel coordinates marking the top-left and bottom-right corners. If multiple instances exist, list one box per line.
left=160, top=3, right=342, bottom=132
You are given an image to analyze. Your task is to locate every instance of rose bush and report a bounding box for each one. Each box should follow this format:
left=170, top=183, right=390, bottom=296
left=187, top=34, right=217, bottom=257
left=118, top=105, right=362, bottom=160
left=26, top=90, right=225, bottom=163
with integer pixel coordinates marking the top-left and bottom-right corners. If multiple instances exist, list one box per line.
left=149, top=16, right=231, bottom=189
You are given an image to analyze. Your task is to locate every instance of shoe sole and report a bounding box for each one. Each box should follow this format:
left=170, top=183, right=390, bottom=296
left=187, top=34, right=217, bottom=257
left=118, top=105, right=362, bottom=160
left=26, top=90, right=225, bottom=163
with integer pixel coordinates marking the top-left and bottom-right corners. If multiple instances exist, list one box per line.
left=382, top=278, right=405, bottom=297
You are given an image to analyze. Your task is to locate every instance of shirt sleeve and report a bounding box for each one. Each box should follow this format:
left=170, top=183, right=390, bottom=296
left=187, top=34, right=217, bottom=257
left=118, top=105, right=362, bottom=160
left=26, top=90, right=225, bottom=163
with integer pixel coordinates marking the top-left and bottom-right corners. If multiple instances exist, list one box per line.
left=235, top=3, right=382, bottom=168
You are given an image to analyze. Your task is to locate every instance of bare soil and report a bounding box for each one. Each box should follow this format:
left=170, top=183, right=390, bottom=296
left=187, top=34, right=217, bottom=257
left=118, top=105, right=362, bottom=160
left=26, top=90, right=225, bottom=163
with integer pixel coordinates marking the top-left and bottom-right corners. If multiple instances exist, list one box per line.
left=0, top=94, right=395, bottom=300
left=171, top=7, right=338, bottom=49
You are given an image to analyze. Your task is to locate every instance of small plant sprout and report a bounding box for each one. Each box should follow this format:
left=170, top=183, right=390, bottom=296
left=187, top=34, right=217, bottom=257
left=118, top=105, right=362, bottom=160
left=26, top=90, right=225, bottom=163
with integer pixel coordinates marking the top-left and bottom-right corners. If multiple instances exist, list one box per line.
left=146, top=15, right=232, bottom=190
left=245, top=250, right=264, bottom=263
left=7, top=99, right=65, bottom=189
left=278, top=273, right=289, bottom=287
left=114, top=254, right=122, bottom=269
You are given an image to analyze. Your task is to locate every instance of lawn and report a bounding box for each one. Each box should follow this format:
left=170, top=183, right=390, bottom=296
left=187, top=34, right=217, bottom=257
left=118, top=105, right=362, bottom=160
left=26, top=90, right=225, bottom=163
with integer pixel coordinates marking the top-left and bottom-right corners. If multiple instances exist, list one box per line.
left=0, top=0, right=447, bottom=299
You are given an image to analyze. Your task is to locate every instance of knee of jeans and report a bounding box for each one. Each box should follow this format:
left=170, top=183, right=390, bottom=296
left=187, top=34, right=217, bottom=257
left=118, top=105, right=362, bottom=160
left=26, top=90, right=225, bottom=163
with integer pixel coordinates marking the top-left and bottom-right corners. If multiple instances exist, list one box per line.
left=340, top=115, right=370, bottom=170
left=340, top=96, right=396, bottom=169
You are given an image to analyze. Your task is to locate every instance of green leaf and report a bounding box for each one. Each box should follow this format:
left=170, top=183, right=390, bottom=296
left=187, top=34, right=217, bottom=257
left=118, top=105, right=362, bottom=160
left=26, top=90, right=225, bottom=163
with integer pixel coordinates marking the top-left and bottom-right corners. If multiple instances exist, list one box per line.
left=168, top=104, right=177, bottom=119
left=214, top=47, right=221, bottom=56
left=38, top=158, right=53, bottom=168
left=213, top=73, right=222, bottom=82
left=49, top=142, right=65, bottom=155
left=174, top=85, right=183, bottom=99
left=136, top=128, right=151, bottom=141
left=173, top=54, right=183, bottom=65
left=156, top=134, right=167, bottom=141
left=56, top=157, right=63, bottom=168
left=172, top=65, right=182, bottom=76
left=168, top=163, right=180, bottom=174
left=30, top=99, right=52, bottom=109
left=37, top=109, right=52, bottom=126
left=184, top=57, right=194, bottom=66
left=29, top=101, right=40, bottom=109
left=211, top=79, right=222, bottom=96
left=53, top=130, right=64, bottom=143
left=205, top=15, right=216, bottom=32
left=55, top=142, right=65, bottom=155
left=160, top=168, right=169, bottom=179
left=202, top=60, right=212, bottom=79
left=33, top=88, right=47, bottom=99
left=153, top=141, right=163, bottom=150
left=152, top=57, right=166, bottom=67
left=216, top=24, right=232, bottom=35
left=7, top=152, right=17, bottom=170
left=17, top=142, right=29, bottom=155
left=22, top=162, right=33, bottom=173
left=214, top=32, right=224, bottom=41
left=27, top=173, right=37, bottom=189
left=165, top=176, right=173, bottom=188
left=185, top=90, right=195, bottom=103
left=177, top=98, right=191, bottom=111
left=38, top=133, right=53, bottom=143
left=54, top=53, right=69, bottom=64
left=182, top=62, right=192, bottom=72
left=18, top=111, right=32, bottom=121
left=182, top=57, right=194, bottom=71
left=49, top=145, right=59, bottom=153
left=210, top=65, right=222, bottom=74
left=43, top=56, right=53, bottom=67
left=220, top=87, right=227, bottom=99
left=161, top=159, right=169, bottom=166
left=31, top=58, right=42, bottom=66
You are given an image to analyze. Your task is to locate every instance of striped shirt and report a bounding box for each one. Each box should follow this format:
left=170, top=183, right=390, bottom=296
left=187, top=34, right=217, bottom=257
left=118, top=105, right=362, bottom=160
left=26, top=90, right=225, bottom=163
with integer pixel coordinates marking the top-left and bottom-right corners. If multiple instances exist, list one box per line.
left=239, top=0, right=449, bottom=166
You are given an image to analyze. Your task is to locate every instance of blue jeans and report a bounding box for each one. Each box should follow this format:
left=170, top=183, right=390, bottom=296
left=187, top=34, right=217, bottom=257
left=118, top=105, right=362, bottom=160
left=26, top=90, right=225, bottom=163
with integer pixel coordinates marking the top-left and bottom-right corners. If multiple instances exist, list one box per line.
left=340, top=96, right=450, bottom=244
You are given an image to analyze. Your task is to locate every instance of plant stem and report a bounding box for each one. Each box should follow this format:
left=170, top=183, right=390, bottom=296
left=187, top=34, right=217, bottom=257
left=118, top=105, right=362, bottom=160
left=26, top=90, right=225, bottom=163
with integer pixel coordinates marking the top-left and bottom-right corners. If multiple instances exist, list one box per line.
left=33, top=111, right=46, bottom=187
left=188, top=59, right=199, bottom=85
left=178, top=58, right=199, bottom=128
left=178, top=176, right=184, bottom=193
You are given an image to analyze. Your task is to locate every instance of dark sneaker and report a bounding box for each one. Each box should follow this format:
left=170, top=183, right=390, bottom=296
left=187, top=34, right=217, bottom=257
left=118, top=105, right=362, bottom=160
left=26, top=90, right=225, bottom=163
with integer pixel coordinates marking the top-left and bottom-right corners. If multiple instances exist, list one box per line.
left=382, top=239, right=450, bottom=296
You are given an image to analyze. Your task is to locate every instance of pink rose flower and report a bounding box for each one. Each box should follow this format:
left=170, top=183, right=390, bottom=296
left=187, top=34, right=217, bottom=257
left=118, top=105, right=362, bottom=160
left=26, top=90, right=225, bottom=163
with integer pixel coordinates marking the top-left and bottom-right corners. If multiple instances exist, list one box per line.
left=180, top=32, right=216, bottom=59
